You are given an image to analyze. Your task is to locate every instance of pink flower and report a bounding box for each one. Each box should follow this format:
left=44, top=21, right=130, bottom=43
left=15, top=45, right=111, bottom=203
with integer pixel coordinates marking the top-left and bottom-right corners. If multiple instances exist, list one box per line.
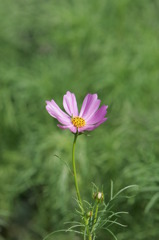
left=46, top=91, right=108, bottom=133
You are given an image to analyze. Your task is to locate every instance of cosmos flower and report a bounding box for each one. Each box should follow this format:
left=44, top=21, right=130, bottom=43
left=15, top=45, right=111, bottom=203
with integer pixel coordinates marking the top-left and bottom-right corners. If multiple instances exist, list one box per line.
left=46, top=91, right=108, bottom=133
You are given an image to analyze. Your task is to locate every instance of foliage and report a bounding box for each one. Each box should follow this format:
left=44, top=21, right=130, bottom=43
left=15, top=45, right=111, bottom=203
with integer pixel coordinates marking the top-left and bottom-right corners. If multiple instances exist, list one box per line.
left=0, top=0, right=159, bottom=239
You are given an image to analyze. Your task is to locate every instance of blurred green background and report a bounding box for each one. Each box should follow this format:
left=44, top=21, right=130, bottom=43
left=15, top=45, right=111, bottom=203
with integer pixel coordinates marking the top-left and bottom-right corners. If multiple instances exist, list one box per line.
left=0, top=0, right=159, bottom=239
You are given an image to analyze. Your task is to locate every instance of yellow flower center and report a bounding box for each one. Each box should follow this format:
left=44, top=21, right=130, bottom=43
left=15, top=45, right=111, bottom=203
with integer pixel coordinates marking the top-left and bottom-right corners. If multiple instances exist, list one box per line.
left=71, top=116, right=86, bottom=128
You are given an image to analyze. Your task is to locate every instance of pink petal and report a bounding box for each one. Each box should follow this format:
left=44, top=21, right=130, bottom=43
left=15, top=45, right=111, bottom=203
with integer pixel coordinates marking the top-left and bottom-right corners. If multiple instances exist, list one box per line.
left=57, top=124, right=77, bottom=133
left=79, top=94, right=101, bottom=120
left=63, top=91, right=78, bottom=117
left=78, top=118, right=107, bottom=132
left=46, top=100, right=71, bottom=125
left=87, top=105, right=108, bottom=124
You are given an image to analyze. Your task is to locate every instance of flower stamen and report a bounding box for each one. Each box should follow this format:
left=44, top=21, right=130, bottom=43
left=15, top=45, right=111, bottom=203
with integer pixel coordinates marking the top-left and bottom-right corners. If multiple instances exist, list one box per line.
left=71, top=116, right=86, bottom=128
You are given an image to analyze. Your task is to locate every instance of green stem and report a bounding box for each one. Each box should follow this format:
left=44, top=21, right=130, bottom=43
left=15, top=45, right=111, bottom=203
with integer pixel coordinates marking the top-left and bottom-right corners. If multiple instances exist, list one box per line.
left=72, top=133, right=84, bottom=213
left=91, top=202, right=99, bottom=235
left=72, top=133, right=92, bottom=240
left=94, top=203, right=99, bottom=225
left=89, top=235, right=92, bottom=240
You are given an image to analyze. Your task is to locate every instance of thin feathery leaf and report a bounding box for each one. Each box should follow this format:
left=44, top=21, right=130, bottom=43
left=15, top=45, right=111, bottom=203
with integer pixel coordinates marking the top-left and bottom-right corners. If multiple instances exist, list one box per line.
left=73, top=197, right=84, bottom=212
left=43, top=229, right=68, bottom=240
left=112, top=185, right=137, bottom=200
left=64, top=221, right=82, bottom=225
left=91, top=182, right=98, bottom=191
left=75, top=208, right=83, bottom=216
left=110, top=180, right=114, bottom=200
left=83, top=199, right=92, bottom=207
left=103, top=228, right=118, bottom=240
left=106, top=219, right=127, bottom=228
left=65, top=229, right=84, bottom=235
left=144, top=193, right=159, bottom=214
left=66, top=224, right=85, bottom=231
left=108, top=211, right=128, bottom=219
left=54, top=154, right=73, bottom=175
left=84, top=227, right=87, bottom=240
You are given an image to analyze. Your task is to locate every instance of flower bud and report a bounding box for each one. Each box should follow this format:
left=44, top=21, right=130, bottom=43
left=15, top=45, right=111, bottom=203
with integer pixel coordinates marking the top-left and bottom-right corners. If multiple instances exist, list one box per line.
left=93, top=191, right=104, bottom=203
left=86, top=211, right=93, bottom=218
